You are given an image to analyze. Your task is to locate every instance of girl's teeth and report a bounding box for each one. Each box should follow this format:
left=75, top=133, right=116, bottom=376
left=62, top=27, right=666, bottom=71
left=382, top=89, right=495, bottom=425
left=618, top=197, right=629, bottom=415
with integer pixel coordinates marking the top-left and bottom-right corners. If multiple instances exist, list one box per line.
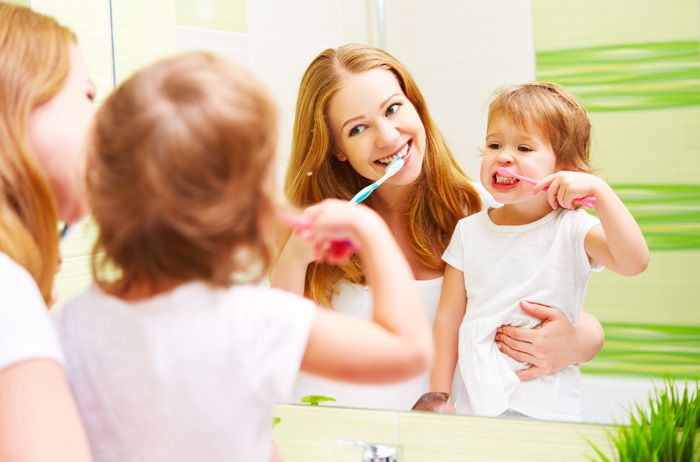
left=495, top=174, right=517, bottom=184
left=377, top=143, right=410, bottom=164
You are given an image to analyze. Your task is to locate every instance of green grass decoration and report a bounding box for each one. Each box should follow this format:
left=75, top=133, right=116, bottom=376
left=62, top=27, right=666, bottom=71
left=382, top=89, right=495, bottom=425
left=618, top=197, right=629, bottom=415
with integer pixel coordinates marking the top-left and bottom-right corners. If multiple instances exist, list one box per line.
left=587, top=374, right=700, bottom=461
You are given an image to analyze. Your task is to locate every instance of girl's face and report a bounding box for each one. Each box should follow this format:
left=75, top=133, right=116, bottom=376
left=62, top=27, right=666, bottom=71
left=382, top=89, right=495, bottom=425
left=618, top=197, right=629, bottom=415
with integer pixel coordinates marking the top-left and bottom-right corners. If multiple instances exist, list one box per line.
left=480, top=116, right=558, bottom=206
left=327, top=68, right=426, bottom=191
left=27, top=44, right=95, bottom=224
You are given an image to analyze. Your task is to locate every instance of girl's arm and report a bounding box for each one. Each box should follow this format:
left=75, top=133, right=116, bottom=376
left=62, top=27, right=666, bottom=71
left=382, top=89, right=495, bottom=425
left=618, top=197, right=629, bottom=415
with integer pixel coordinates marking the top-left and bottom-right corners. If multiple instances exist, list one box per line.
left=429, top=264, right=467, bottom=412
left=582, top=181, right=648, bottom=276
left=496, top=303, right=604, bottom=381
left=0, top=360, right=93, bottom=462
left=299, top=200, right=432, bottom=384
left=535, top=171, right=649, bottom=276
left=269, top=219, right=315, bottom=296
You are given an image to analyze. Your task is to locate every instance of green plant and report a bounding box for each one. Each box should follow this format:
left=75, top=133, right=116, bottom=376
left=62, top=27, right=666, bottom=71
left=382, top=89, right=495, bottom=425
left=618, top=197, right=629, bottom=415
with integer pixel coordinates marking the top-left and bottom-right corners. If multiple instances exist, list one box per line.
left=588, top=374, right=700, bottom=462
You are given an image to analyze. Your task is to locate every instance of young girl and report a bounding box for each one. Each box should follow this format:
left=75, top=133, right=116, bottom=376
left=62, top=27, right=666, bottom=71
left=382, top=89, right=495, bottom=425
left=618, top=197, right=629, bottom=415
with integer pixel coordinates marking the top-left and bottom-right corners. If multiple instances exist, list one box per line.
left=430, top=82, right=649, bottom=421
left=272, top=44, right=606, bottom=411
left=52, top=51, right=431, bottom=462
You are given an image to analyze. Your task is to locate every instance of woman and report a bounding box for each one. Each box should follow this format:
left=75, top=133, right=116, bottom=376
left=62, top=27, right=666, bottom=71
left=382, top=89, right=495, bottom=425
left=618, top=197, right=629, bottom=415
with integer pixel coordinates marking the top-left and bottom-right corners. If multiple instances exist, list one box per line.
left=0, top=3, right=94, bottom=460
left=272, top=43, right=604, bottom=411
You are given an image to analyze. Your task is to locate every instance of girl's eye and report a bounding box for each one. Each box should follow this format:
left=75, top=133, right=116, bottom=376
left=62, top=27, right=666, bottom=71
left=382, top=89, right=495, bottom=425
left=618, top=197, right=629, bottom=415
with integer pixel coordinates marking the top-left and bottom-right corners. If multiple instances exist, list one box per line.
left=487, top=142, right=501, bottom=150
left=518, top=145, right=533, bottom=152
left=386, top=103, right=400, bottom=116
left=349, top=125, right=365, bottom=136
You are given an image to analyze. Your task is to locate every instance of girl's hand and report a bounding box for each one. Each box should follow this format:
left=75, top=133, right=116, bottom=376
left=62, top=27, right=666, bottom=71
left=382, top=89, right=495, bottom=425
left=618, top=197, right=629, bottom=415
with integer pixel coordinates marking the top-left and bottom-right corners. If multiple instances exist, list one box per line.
left=495, top=301, right=597, bottom=381
left=297, top=200, right=374, bottom=265
left=533, top=171, right=604, bottom=210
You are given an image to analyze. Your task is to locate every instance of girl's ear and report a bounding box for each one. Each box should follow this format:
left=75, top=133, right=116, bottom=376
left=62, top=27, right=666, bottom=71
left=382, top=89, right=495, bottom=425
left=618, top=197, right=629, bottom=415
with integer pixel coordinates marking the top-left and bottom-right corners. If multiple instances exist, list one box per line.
left=335, top=151, right=347, bottom=162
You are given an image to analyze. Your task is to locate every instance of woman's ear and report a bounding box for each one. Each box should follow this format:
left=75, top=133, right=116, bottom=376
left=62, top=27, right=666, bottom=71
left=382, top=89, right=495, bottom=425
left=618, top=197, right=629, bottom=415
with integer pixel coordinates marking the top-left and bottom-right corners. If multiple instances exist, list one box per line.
left=335, top=151, right=347, bottom=162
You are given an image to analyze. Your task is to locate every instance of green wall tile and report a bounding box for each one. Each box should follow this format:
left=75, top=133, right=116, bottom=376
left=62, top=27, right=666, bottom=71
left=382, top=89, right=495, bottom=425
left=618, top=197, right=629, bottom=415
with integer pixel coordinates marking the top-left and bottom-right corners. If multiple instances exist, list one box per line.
left=533, top=0, right=699, bottom=50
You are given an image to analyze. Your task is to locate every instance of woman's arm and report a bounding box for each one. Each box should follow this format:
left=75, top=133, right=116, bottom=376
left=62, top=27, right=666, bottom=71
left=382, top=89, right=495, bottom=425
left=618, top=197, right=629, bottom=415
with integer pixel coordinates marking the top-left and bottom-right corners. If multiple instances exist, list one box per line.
left=299, top=200, right=432, bottom=384
left=0, top=359, right=93, bottom=462
left=495, top=302, right=604, bottom=381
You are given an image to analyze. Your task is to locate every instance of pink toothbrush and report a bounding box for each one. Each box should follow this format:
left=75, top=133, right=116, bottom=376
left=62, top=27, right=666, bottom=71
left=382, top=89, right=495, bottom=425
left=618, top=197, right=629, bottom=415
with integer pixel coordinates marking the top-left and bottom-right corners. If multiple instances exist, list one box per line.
left=278, top=211, right=357, bottom=251
left=496, top=167, right=596, bottom=209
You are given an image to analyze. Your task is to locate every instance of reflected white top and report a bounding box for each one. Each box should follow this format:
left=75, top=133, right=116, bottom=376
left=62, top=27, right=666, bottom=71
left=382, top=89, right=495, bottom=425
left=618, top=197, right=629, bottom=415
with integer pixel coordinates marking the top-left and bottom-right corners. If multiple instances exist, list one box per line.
left=290, top=277, right=445, bottom=411
left=444, top=208, right=603, bottom=420
left=289, top=182, right=497, bottom=411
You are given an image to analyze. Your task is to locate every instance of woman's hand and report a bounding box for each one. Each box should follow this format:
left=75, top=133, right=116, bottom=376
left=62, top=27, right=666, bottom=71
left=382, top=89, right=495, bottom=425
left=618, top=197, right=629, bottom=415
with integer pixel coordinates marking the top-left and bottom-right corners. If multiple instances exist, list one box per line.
left=495, top=301, right=604, bottom=381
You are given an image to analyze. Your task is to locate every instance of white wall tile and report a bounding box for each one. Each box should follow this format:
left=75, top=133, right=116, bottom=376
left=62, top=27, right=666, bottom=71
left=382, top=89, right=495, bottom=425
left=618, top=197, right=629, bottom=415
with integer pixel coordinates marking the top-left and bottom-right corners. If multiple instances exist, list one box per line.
left=176, top=25, right=251, bottom=67
left=385, top=0, right=536, bottom=179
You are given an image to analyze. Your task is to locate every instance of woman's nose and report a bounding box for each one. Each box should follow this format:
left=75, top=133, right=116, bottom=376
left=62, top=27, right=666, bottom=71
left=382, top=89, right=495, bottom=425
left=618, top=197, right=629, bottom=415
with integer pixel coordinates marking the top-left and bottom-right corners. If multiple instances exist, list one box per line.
left=375, top=120, right=399, bottom=148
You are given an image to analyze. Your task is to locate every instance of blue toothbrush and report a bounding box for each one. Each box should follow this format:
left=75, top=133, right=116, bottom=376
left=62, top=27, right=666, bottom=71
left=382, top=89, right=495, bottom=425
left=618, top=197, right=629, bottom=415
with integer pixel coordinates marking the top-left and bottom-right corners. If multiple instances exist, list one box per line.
left=349, top=157, right=405, bottom=205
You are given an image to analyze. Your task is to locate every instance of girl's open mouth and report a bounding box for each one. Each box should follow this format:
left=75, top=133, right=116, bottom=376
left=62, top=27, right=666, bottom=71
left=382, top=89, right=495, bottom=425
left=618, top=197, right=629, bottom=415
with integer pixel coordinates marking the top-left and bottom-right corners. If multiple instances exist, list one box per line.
left=375, top=140, right=411, bottom=166
left=492, top=172, right=519, bottom=188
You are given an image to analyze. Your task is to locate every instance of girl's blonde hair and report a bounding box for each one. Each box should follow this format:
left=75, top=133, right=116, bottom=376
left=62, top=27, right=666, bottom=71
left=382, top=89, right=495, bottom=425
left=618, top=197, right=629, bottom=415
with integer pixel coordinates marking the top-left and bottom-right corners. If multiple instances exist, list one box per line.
left=89, top=51, right=278, bottom=295
left=0, top=3, right=75, bottom=304
left=286, top=43, right=481, bottom=307
left=488, top=81, right=593, bottom=173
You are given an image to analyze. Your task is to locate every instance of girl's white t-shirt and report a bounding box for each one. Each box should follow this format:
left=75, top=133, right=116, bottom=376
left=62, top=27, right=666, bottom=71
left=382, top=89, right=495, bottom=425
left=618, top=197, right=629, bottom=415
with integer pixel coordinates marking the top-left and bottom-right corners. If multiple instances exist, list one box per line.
left=53, top=282, right=315, bottom=462
left=0, top=252, right=63, bottom=372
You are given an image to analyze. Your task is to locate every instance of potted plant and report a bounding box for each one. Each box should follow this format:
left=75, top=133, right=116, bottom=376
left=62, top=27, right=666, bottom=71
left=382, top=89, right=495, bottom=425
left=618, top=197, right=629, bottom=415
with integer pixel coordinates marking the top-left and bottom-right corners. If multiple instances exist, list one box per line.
left=588, top=374, right=699, bottom=462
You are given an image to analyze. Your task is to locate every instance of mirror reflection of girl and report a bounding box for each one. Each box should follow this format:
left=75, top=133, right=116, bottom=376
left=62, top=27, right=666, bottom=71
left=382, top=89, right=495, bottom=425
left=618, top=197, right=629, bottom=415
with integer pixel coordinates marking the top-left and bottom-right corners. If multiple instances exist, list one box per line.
left=0, top=4, right=94, bottom=461
left=431, top=82, right=648, bottom=420
left=52, top=51, right=431, bottom=462
left=272, top=44, right=606, bottom=411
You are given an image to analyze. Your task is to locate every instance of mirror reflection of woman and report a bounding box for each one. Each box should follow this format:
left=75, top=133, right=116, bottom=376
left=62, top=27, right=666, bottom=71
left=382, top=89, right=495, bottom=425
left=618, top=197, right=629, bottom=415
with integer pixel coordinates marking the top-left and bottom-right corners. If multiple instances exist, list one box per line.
left=0, top=3, right=94, bottom=460
left=272, top=43, right=605, bottom=411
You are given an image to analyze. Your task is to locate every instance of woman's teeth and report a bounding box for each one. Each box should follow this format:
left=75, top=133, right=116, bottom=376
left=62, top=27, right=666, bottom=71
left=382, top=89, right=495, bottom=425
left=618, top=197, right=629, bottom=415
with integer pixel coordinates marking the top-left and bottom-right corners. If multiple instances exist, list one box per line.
left=494, top=174, right=518, bottom=185
left=377, top=143, right=410, bottom=165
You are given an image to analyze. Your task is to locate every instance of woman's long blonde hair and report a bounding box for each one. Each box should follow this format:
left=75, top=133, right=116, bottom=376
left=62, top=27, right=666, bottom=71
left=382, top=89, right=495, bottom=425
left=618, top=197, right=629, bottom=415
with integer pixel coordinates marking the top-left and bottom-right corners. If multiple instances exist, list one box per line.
left=0, top=3, right=75, bottom=304
left=286, top=44, right=482, bottom=307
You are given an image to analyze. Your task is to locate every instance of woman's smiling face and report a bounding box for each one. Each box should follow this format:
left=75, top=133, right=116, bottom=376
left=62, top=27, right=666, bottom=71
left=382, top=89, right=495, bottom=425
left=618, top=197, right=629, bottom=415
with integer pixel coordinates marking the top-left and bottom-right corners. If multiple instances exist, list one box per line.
left=326, top=68, right=426, bottom=188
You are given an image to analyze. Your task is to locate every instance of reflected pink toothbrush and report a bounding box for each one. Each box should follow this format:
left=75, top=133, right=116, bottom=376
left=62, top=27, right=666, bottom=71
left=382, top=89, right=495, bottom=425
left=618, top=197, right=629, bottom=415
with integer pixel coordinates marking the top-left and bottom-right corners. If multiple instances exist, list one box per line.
left=496, top=167, right=596, bottom=209
left=278, top=211, right=357, bottom=252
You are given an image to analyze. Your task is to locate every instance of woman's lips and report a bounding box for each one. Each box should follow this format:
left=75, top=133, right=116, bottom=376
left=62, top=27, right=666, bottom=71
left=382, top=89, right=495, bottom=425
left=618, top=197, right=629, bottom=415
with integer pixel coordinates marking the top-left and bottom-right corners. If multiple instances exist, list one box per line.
left=374, top=140, right=411, bottom=166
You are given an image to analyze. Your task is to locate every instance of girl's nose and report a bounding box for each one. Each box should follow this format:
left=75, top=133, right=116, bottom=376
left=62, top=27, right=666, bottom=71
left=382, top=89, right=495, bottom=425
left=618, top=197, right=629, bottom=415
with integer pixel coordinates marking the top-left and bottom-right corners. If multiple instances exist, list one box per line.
left=375, top=119, right=399, bottom=148
left=496, top=149, right=514, bottom=164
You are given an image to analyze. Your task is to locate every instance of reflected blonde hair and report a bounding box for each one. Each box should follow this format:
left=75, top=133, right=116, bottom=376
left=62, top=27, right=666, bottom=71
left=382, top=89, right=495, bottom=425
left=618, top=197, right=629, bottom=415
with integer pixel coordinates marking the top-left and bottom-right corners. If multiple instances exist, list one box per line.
left=89, top=51, right=278, bottom=295
left=488, top=81, right=593, bottom=173
left=286, top=44, right=481, bottom=307
left=0, top=3, right=75, bottom=304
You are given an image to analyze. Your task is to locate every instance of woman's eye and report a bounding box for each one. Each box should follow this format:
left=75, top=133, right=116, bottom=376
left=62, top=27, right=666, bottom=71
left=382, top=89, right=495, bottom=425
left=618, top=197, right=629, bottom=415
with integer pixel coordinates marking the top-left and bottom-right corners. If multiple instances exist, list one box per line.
left=386, top=103, right=400, bottom=116
left=349, top=125, right=365, bottom=136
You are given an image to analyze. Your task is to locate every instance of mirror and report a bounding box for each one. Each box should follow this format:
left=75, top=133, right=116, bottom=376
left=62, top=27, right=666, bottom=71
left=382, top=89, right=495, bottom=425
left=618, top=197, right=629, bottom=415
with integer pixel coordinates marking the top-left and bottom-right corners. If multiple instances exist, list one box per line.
left=46, top=0, right=698, bottom=425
